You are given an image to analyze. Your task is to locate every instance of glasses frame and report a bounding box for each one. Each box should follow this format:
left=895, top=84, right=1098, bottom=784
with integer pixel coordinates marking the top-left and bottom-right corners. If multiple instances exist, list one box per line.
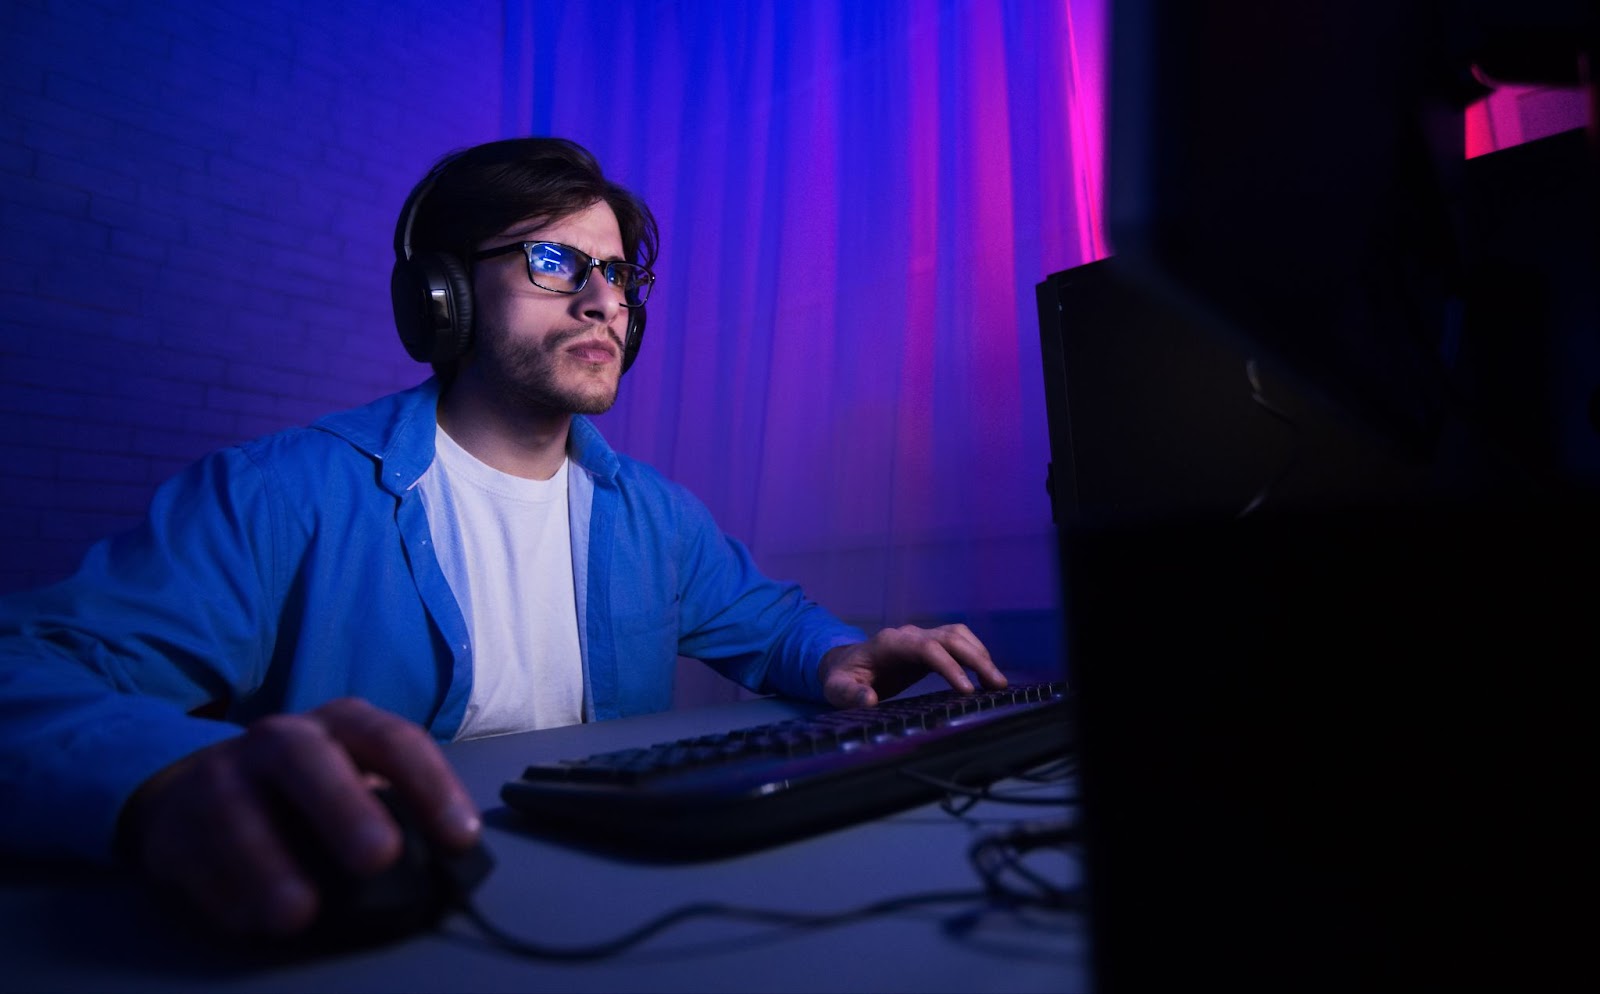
left=472, top=241, right=654, bottom=308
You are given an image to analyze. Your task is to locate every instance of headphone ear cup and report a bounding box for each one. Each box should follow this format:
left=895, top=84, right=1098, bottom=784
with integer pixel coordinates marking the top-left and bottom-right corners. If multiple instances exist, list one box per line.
left=391, top=252, right=475, bottom=364
left=621, top=307, right=645, bottom=374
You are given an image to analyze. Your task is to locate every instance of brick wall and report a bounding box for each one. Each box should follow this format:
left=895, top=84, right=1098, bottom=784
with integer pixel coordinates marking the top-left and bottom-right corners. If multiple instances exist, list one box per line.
left=0, top=0, right=505, bottom=593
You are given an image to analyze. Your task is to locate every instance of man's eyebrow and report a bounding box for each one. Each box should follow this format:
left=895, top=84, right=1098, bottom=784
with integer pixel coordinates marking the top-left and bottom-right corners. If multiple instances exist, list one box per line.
left=496, top=229, right=626, bottom=262
left=496, top=222, right=545, bottom=242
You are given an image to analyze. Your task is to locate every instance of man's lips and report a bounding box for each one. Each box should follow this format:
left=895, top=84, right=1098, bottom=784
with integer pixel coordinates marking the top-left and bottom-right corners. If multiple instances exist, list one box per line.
left=563, top=338, right=619, bottom=364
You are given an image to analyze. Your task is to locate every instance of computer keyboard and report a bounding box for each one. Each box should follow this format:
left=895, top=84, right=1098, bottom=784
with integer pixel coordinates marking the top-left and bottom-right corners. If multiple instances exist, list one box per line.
left=500, top=681, right=1072, bottom=859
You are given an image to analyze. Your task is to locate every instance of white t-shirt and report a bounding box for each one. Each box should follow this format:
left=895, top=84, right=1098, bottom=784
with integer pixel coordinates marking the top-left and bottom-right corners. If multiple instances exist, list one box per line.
left=416, top=426, right=585, bottom=738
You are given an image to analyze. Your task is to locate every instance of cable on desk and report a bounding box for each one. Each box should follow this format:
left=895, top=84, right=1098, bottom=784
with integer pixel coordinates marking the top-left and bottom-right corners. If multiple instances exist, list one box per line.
left=969, top=819, right=1080, bottom=912
left=455, top=888, right=992, bottom=962
left=895, top=763, right=1078, bottom=818
left=453, top=821, right=1081, bottom=962
left=1013, top=755, right=1077, bottom=782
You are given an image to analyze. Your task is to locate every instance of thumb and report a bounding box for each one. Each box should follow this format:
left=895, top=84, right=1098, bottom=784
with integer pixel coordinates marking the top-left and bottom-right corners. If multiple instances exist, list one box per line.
left=846, top=681, right=880, bottom=710
left=825, top=673, right=878, bottom=710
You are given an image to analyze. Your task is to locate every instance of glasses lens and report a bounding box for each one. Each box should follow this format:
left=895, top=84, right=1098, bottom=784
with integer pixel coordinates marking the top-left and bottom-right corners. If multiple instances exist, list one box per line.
left=606, top=263, right=653, bottom=307
left=525, top=242, right=585, bottom=293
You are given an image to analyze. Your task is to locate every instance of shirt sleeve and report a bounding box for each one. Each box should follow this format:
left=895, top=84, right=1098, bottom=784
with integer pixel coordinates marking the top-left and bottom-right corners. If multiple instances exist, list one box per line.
left=0, top=445, right=283, bottom=862
left=668, top=485, right=865, bottom=704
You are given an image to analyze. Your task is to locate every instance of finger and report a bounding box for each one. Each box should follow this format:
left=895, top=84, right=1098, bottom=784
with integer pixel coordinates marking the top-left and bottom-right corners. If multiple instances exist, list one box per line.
left=140, top=752, right=318, bottom=935
left=312, top=698, right=481, bottom=850
left=937, top=624, right=1008, bottom=689
left=238, top=712, right=401, bottom=876
left=882, top=626, right=975, bottom=694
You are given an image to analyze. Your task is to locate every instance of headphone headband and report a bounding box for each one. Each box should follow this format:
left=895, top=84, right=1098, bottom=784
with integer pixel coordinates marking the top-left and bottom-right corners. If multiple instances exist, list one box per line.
left=393, top=152, right=463, bottom=263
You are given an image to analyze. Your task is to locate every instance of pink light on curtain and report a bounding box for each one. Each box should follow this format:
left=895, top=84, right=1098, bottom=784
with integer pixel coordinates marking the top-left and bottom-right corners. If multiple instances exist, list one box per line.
left=1063, top=0, right=1108, bottom=262
left=506, top=0, right=1107, bottom=669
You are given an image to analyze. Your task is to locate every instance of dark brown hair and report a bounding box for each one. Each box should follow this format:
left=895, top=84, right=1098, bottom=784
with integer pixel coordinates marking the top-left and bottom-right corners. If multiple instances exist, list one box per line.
left=409, top=137, right=659, bottom=271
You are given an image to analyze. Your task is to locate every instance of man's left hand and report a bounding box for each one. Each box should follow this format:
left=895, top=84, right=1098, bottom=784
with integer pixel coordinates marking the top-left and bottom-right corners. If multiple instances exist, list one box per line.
left=818, top=624, right=1006, bottom=709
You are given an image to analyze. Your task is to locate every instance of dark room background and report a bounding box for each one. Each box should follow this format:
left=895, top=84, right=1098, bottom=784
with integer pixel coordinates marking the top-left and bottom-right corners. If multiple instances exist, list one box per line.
left=0, top=0, right=1109, bottom=703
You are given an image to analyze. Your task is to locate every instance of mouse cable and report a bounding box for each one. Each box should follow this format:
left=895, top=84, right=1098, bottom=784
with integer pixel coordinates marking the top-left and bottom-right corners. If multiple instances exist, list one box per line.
left=453, top=815, right=1082, bottom=963
left=454, top=886, right=1000, bottom=962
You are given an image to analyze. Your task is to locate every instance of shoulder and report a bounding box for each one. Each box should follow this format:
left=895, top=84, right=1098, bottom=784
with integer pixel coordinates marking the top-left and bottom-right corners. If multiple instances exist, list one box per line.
left=311, top=378, right=440, bottom=459
left=219, top=423, right=367, bottom=497
left=610, top=450, right=715, bottom=520
left=568, top=422, right=721, bottom=547
left=234, top=379, right=440, bottom=484
left=569, top=416, right=698, bottom=506
left=140, top=381, right=437, bottom=521
left=612, top=450, right=682, bottom=493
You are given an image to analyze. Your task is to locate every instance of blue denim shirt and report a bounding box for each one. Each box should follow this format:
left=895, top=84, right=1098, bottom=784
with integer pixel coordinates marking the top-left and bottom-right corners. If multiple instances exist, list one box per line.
left=0, top=378, right=863, bottom=860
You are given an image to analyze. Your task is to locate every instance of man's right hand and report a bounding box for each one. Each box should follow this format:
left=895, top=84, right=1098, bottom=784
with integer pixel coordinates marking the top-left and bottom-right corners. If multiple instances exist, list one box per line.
left=119, top=697, right=481, bottom=936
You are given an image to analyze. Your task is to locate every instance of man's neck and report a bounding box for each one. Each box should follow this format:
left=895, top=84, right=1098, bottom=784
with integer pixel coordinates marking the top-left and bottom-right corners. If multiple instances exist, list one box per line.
left=436, top=379, right=572, bottom=481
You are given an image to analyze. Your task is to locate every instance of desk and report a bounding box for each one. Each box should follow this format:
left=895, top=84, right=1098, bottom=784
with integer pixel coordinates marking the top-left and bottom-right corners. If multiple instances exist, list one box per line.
left=2, top=694, right=1084, bottom=993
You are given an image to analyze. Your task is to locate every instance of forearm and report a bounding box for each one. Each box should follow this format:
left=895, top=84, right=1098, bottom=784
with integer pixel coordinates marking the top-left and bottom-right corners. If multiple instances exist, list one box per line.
left=0, top=652, right=242, bottom=862
left=0, top=450, right=276, bottom=861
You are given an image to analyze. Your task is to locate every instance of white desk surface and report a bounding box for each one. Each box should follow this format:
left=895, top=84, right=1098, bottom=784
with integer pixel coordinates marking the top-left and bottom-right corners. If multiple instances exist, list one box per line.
left=2, top=693, right=1085, bottom=993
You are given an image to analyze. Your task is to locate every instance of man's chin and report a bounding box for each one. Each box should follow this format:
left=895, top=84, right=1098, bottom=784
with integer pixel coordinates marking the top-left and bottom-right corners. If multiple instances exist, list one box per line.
left=568, top=391, right=618, bottom=415
left=487, top=351, right=621, bottom=417
left=538, top=375, right=619, bottom=416
left=567, top=369, right=621, bottom=414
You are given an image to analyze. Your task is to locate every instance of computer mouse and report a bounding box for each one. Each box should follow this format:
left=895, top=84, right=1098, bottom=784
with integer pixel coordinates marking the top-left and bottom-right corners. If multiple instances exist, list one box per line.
left=294, top=786, right=495, bottom=950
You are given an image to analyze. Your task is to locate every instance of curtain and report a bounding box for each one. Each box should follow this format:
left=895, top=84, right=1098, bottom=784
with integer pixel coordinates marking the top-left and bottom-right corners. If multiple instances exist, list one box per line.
left=503, top=0, right=1106, bottom=670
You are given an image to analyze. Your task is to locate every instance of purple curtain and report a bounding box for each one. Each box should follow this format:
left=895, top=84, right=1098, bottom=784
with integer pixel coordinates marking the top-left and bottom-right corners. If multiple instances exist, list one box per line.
left=506, top=0, right=1107, bottom=666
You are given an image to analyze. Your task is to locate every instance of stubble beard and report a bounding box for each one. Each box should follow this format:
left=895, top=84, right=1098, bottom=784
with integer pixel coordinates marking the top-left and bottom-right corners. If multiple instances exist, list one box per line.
left=479, top=323, right=622, bottom=417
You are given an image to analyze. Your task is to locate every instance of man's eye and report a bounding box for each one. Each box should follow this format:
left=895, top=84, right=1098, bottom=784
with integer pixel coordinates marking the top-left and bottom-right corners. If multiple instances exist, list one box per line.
left=531, top=248, right=569, bottom=274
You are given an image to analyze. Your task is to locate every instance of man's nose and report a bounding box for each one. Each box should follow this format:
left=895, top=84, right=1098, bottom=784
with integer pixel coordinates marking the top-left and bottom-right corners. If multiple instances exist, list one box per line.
left=573, top=266, right=625, bottom=324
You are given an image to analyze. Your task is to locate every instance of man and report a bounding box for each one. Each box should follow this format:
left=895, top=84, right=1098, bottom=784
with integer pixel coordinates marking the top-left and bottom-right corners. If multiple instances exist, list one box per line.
left=0, top=137, right=1004, bottom=936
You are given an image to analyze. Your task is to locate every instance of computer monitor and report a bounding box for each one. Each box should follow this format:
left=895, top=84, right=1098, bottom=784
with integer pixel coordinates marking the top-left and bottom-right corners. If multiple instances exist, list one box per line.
left=1052, top=4, right=1599, bottom=990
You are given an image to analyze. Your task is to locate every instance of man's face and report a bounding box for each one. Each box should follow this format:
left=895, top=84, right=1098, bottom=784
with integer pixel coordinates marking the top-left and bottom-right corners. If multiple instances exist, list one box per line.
left=465, top=200, right=630, bottom=416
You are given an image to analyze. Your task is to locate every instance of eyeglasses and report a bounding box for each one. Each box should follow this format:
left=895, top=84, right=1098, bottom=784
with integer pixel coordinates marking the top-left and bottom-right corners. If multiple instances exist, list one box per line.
left=472, top=241, right=655, bottom=308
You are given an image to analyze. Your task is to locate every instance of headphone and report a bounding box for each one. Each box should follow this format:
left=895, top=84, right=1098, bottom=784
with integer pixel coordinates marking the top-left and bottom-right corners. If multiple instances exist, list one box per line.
left=390, top=151, right=647, bottom=372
